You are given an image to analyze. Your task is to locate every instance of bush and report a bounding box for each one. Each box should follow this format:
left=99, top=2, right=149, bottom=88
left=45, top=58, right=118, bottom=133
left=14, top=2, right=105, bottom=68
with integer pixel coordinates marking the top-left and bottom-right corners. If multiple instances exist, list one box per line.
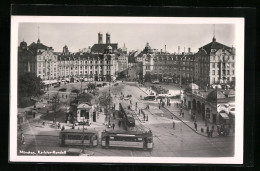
left=18, top=97, right=36, bottom=108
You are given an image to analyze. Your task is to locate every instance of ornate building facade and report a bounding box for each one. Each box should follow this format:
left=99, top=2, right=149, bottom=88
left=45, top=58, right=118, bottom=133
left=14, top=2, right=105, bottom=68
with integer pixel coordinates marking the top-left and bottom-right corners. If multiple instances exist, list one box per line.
left=139, top=43, right=195, bottom=84
left=18, top=38, right=58, bottom=81
left=195, top=37, right=236, bottom=86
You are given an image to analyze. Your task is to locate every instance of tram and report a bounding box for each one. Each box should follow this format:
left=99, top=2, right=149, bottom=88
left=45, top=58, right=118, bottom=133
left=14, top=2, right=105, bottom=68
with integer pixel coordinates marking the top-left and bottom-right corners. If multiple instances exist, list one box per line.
left=119, top=102, right=135, bottom=130
left=101, top=130, right=153, bottom=150
left=59, top=129, right=98, bottom=147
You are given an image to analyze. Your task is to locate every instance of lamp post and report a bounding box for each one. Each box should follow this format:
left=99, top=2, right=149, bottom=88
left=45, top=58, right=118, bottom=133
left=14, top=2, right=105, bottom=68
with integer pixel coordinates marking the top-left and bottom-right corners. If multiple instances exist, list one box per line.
left=179, top=55, right=185, bottom=103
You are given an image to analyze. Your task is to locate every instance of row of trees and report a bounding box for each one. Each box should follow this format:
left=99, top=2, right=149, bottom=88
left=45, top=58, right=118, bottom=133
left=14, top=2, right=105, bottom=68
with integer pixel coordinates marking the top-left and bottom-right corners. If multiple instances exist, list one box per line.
left=18, top=72, right=43, bottom=107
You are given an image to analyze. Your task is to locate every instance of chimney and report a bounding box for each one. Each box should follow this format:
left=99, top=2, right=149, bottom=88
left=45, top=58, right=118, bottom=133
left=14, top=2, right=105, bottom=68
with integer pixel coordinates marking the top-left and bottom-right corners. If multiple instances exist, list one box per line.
left=178, top=46, right=180, bottom=54
left=188, top=47, right=191, bottom=53
left=184, top=47, right=185, bottom=53
left=161, top=49, right=162, bottom=54
left=165, top=45, right=166, bottom=53
left=98, top=32, right=103, bottom=44
left=106, top=32, right=110, bottom=44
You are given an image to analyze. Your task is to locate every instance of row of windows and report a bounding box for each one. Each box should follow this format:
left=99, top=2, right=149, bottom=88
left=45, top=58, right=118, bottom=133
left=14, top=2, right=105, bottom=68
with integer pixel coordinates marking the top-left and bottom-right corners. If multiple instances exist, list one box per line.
left=211, top=55, right=235, bottom=61
left=212, top=63, right=235, bottom=68
left=212, top=70, right=235, bottom=75
left=212, top=77, right=235, bottom=83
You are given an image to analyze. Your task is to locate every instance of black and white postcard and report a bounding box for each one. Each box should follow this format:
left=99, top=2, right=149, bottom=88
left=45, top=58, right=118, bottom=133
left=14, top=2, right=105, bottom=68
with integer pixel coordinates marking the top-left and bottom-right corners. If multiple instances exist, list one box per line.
left=10, top=16, right=244, bottom=164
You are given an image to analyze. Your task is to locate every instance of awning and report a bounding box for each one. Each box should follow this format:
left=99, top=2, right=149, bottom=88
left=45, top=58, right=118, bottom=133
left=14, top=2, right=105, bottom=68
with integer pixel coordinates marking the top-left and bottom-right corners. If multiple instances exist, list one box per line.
left=219, top=112, right=229, bottom=119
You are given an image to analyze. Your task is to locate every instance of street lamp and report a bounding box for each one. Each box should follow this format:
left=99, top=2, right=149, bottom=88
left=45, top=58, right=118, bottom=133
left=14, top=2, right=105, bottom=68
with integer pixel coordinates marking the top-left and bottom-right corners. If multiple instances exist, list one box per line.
left=179, top=55, right=186, bottom=104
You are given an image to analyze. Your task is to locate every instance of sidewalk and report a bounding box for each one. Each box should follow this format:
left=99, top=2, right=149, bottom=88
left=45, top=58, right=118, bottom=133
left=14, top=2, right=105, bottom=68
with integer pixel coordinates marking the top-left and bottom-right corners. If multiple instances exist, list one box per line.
left=163, top=104, right=234, bottom=138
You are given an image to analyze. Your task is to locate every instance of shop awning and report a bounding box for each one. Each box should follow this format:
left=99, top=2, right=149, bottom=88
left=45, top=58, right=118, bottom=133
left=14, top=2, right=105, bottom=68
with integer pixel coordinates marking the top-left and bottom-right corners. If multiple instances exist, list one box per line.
left=219, top=112, right=229, bottom=119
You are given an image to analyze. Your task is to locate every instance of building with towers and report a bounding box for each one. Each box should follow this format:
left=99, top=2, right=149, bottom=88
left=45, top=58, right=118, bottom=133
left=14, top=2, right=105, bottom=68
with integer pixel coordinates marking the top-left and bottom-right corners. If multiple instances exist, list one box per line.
left=91, top=32, right=118, bottom=54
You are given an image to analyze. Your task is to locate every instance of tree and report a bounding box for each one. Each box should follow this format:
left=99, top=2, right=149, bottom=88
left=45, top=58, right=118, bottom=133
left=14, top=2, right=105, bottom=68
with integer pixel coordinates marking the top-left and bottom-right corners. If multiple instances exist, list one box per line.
left=87, top=83, right=96, bottom=90
left=98, top=93, right=113, bottom=124
left=51, top=93, right=61, bottom=121
left=144, top=73, right=151, bottom=82
left=76, top=92, right=94, bottom=104
left=18, top=72, right=42, bottom=98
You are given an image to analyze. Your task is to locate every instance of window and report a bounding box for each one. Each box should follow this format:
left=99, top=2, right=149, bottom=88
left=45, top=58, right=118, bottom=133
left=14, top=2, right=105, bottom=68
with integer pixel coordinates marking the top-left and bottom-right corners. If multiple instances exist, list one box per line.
left=231, top=63, right=234, bottom=68
left=232, top=70, right=235, bottom=75
left=68, top=135, right=81, bottom=140
left=85, top=71, right=87, bottom=73
left=212, top=63, right=215, bottom=68
left=212, top=70, right=215, bottom=75
left=232, top=56, right=235, bottom=60
left=227, top=70, right=230, bottom=75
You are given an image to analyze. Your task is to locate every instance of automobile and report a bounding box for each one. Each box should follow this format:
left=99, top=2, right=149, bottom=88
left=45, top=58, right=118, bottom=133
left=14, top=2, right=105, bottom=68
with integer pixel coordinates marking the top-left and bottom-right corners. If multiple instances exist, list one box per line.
left=143, top=95, right=156, bottom=101
left=114, top=83, right=119, bottom=86
left=229, top=107, right=235, bottom=115
left=59, top=88, right=67, bottom=92
left=54, top=84, right=60, bottom=88
left=151, top=80, right=160, bottom=84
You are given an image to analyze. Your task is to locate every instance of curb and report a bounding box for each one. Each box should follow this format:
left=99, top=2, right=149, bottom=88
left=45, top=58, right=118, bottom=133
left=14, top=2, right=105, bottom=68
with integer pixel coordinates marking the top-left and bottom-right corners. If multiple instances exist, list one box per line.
left=162, top=106, right=211, bottom=138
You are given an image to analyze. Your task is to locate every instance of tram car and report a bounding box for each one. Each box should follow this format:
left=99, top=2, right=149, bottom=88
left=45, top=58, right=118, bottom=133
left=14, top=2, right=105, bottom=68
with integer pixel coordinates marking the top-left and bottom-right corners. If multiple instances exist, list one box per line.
left=59, top=129, right=98, bottom=147
left=101, top=130, right=153, bottom=150
left=119, top=102, right=135, bottom=130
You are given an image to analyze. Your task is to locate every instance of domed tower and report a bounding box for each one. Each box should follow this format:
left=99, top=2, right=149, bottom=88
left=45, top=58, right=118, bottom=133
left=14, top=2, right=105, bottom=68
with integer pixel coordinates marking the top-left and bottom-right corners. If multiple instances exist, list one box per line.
left=20, top=40, right=27, bottom=50
left=98, top=32, right=103, bottom=44
left=63, top=45, right=69, bottom=55
left=106, top=32, right=110, bottom=44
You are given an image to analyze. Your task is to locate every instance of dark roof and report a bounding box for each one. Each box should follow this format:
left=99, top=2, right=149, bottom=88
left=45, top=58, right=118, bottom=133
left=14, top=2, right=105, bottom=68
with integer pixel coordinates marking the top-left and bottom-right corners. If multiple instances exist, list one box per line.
left=128, top=54, right=136, bottom=63
left=199, top=39, right=231, bottom=54
left=28, top=42, right=52, bottom=51
left=91, top=43, right=118, bottom=53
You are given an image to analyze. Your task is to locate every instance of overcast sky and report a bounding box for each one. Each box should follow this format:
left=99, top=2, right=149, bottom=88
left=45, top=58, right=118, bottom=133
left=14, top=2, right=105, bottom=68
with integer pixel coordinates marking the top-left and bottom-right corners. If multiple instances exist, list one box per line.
left=18, top=23, right=235, bottom=53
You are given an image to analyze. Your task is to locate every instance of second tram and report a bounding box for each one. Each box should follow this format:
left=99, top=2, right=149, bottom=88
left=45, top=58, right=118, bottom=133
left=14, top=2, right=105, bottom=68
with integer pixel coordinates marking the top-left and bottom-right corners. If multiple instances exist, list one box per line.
left=101, top=130, right=153, bottom=150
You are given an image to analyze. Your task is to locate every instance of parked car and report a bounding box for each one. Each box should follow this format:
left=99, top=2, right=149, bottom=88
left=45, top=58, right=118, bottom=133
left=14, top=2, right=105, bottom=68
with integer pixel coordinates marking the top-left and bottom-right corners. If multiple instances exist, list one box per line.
left=151, top=80, right=160, bottom=84
left=59, top=88, right=67, bottom=92
left=54, top=84, right=60, bottom=88
left=229, top=107, right=235, bottom=115
left=143, top=95, right=156, bottom=101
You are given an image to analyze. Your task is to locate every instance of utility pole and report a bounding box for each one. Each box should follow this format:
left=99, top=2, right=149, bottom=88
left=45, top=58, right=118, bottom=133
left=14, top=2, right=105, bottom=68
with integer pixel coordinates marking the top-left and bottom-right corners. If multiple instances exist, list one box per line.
left=108, top=77, right=111, bottom=126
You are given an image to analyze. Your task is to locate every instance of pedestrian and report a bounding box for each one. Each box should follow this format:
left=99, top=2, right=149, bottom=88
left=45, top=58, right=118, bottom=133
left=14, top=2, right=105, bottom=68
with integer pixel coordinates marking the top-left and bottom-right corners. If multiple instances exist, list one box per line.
left=139, top=109, right=141, bottom=114
left=61, top=125, right=65, bottom=131
left=118, top=119, right=121, bottom=127
left=33, top=111, right=36, bottom=118
left=143, top=114, right=146, bottom=121
left=65, top=95, right=67, bottom=99
left=210, top=129, right=213, bottom=137
left=146, top=115, right=149, bottom=121
left=212, top=125, right=215, bottom=131
left=18, top=124, right=22, bottom=132
left=206, top=126, right=209, bottom=134
left=172, top=121, right=175, bottom=129
left=20, top=133, right=25, bottom=145
left=194, top=122, right=197, bottom=131
left=159, top=104, right=161, bottom=109
left=112, top=123, right=115, bottom=130
left=58, top=122, right=60, bottom=129
left=182, top=112, right=184, bottom=118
